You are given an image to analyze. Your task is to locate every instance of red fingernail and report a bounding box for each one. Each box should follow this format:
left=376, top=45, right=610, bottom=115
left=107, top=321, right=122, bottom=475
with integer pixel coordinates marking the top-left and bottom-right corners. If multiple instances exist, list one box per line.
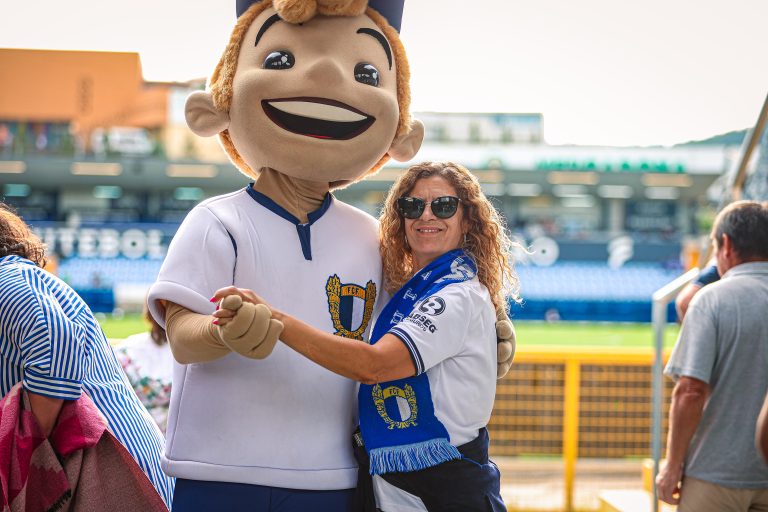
left=210, top=297, right=217, bottom=302
left=212, top=320, right=219, bottom=325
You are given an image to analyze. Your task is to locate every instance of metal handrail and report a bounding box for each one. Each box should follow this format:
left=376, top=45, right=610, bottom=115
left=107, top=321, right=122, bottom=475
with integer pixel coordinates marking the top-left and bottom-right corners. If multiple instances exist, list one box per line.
left=731, top=92, right=768, bottom=202
left=650, top=267, right=700, bottom=512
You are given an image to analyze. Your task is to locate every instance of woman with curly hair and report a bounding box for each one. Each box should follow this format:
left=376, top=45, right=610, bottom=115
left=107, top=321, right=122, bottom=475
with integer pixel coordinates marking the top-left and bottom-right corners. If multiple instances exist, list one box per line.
left=0, top=203, right=173, bottom=508
left=213, top=162, right=518, bottom=511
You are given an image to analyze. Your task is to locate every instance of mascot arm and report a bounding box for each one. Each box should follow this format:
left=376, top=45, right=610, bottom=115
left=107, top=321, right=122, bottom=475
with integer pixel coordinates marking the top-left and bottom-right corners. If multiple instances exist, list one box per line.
left=165, top=301, right=232, bottom=363
left=496, top=308, right=516, bottom=379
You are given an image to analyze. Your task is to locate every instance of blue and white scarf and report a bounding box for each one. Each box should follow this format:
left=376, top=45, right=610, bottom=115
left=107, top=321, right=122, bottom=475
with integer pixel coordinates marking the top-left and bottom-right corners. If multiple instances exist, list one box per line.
left=359, top=249, right=478, bottom=475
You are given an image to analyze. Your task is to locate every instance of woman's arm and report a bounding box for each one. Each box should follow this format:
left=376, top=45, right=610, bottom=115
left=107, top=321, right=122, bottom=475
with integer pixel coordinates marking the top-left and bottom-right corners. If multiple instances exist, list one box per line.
left=28, top=392, right=64, bottom=437
left=212, top=288, right=415, bottom=384
left=278, top=313, right=415, bottom=384
left=16, top=281, right=83, bottom=435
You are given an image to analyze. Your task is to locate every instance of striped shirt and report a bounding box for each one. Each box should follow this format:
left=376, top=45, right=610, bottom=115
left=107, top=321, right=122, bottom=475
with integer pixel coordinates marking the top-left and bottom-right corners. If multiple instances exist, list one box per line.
left=0, top=255, right=174, bottom=507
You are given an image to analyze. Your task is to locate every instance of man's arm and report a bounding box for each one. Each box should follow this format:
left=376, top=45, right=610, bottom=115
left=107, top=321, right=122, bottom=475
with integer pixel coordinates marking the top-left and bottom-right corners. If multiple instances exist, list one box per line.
left=655, top=376, right=709, bottom=505
left=28, top=392, right=64, bottom=437
left=675, top=283, right=702, bottom=322
left=757, top=391, right=768, bottom=463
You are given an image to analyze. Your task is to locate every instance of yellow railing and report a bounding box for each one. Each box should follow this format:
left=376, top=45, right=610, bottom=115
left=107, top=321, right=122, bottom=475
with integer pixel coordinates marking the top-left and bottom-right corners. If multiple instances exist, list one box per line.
left=489, top=346, right=675, bottom=511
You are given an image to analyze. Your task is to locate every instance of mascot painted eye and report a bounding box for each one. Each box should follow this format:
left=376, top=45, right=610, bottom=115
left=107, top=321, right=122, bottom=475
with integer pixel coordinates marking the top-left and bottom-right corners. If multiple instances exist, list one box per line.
left=263, top=50, right=295, bottom=69
left=354, top=63, right=380, bottom=87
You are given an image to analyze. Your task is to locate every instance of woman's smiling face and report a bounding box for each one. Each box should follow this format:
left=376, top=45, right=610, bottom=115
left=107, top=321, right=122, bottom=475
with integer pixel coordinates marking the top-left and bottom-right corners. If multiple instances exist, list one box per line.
left=403, top=176, right=466, bottom=270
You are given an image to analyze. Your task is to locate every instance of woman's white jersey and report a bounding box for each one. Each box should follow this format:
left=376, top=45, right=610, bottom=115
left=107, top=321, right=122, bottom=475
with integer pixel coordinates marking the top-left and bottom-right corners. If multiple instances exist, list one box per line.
left=373, top=277, right=498, bottom=511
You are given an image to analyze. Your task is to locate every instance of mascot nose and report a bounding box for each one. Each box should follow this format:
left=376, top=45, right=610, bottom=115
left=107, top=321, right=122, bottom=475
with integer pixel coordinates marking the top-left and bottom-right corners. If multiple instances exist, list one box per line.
left=304, top=57, right=346, bottom=88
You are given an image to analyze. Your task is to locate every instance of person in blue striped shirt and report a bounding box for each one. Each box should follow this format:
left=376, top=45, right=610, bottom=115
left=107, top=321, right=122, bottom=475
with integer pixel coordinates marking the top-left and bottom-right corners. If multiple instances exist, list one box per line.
left=0, top=203, right=173, bottom=509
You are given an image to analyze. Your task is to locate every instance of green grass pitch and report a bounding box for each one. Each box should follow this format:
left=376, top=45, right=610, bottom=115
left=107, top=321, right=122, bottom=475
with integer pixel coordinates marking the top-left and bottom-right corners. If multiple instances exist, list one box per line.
left=99, top=314, right=680, bottom=349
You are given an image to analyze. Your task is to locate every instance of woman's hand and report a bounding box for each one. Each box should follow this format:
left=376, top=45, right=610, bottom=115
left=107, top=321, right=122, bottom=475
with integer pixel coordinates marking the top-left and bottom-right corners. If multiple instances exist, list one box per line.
left=212, top=286, right=268, bottom=327
left=212, top=286, right=266, bottom=306
left=210, top=289, right=283, bottom=359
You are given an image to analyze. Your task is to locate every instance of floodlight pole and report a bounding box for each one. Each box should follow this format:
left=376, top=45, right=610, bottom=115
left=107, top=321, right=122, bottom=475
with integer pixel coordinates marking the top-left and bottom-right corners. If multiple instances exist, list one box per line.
left=650, top=268, right=700, bottom=512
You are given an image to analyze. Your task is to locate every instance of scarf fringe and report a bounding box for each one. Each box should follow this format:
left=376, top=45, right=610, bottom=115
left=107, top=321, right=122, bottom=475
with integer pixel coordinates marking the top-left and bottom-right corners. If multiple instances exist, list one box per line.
left=368, top=438, right=461, bottom=475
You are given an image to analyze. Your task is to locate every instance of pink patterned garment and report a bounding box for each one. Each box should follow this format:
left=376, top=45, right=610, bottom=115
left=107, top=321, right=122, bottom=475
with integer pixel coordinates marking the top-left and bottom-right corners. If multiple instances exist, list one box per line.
left=0, top=383, right=167, bottom=511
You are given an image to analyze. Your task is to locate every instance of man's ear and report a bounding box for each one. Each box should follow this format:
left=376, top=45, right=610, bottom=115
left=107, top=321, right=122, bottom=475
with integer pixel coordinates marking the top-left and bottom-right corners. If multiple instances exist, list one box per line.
left=721, top=233, right=734, bottom=258
left=185, top=91, right=230, bottom=137
left=388, top=119, right=424, bottom=162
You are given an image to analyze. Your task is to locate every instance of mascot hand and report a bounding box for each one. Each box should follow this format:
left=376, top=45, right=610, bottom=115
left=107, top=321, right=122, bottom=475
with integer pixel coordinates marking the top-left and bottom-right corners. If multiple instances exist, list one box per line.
left=217, top=295, right=284, bottom=359
left=496, top=310, right=516, bottom=379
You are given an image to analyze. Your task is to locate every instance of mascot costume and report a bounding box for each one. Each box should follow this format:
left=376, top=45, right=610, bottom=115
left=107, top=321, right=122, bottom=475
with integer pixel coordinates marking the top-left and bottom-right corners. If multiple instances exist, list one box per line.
left=148, top=1, right=515, bottom=509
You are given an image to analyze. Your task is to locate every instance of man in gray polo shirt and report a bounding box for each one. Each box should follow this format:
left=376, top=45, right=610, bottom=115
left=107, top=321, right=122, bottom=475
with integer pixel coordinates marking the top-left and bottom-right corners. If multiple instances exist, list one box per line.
left=656, top=200, right=768, bottom=511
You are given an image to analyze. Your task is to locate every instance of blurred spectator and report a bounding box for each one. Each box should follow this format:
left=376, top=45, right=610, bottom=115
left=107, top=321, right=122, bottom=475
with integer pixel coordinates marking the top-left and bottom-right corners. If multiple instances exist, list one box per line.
left=115, top=304, right=173, bottom=433
left=656, top=200, right=768, bottom=509
left=0, top=202, right=173, bottom=507
left=545, top=308, right=561, bottom=323
left=91, top=270, right=104, bottom=288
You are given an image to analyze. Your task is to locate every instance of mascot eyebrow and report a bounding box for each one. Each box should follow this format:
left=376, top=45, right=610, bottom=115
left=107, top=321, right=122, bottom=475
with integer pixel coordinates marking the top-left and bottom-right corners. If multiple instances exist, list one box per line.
left=357, top=27, right=392, bottom=69
left=255, top=13, right=282, bottom=47
left=251, top=12, right=392, bottom=71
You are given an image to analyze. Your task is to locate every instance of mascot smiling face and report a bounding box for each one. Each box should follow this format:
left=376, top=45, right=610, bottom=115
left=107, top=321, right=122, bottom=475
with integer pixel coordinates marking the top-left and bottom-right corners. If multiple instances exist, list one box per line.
left=186, top=0, right=423, bottom=187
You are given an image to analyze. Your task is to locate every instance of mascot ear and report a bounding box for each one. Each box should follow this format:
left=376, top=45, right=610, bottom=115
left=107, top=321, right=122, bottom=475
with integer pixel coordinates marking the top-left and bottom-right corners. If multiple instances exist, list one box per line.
left=185, top=91, right=230, bottom=137
left=388, top=119, right=424, bottom=162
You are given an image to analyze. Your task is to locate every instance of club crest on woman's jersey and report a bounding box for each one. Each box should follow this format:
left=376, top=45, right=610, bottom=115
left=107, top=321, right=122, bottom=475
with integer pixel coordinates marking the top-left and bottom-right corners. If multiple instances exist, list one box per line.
left=325, top=275, right=377, bottom=340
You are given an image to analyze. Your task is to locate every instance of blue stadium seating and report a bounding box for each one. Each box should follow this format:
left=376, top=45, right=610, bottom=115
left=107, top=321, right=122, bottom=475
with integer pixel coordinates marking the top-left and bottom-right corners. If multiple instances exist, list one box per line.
left=59, top=257, right=163, bottom=289
left=509, top=261, right=682, bottom=322
left=59, top=257, right=684, bottom=320
left=59, top=257, right=163, bottom=313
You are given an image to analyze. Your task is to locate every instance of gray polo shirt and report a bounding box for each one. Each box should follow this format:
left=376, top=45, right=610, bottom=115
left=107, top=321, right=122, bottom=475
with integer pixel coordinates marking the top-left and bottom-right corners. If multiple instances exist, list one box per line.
left=665, top=261, right=768, bottom=488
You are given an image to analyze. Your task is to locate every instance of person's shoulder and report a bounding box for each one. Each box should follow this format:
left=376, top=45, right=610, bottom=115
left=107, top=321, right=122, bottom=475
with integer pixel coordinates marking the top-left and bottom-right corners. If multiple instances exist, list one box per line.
left=466, top=275, right=491, bottom=297
left=330, top=198, right=378, bottom=224
left=688, top=275, right=734, bottom=311
left=175, top=190, right=249, bottom=230
left=432, top=278, right=490, bottom=315
left=1, top=265, right=81, bottom=313
left=0, top=261, right=37, bottom=298
left=196, top=189, right=251, bottom=215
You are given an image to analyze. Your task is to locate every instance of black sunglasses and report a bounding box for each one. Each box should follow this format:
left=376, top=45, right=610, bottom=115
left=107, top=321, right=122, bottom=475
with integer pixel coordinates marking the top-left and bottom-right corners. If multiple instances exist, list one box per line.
left=396, top=196, right=461, bottom=219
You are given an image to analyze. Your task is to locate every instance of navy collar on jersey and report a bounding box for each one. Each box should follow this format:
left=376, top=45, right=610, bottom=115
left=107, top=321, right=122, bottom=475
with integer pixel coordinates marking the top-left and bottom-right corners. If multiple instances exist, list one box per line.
left=245, top=184, right=333, bottom=261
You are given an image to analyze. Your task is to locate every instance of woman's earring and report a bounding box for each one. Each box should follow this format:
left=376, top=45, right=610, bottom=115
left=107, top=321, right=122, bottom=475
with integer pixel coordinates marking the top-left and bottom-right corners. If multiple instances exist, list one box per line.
left=463, top=233, right=468, bottom=246
left=404, top=234, right=410, bottom=247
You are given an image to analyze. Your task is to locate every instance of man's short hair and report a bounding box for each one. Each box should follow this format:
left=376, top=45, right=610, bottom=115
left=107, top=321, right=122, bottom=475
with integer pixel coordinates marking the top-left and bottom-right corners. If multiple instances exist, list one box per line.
left=713, top=200, right=768, bottom=260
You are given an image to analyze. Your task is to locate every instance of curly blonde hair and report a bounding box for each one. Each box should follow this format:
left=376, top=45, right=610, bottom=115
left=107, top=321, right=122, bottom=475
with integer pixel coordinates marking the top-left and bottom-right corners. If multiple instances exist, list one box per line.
left=208, top=0, right=412, bottom=181
left=379, top=162, right=521, bottom=314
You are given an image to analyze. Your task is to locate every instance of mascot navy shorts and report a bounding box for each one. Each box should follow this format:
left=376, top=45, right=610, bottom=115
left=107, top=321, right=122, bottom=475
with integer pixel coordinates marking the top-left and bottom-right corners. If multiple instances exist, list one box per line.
left=172, top=478, right=355, bottom=512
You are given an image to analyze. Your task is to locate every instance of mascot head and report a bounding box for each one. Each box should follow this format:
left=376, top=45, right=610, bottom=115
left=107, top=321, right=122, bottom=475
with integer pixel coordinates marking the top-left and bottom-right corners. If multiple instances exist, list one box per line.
left=186, top=0, right=423, bottom=189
